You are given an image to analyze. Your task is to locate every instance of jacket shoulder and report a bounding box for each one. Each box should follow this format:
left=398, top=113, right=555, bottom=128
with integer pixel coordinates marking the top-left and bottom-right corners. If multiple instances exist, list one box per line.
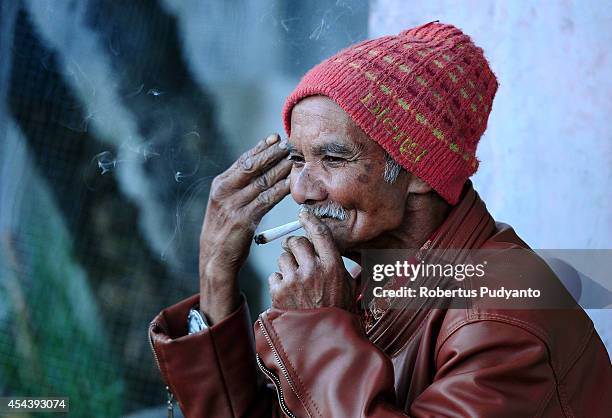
left=440, top=221, right=598, bottom=377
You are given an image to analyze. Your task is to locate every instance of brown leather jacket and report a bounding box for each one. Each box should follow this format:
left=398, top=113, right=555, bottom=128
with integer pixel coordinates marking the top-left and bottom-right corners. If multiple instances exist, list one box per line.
left=149, top=185, right=612, bottom=417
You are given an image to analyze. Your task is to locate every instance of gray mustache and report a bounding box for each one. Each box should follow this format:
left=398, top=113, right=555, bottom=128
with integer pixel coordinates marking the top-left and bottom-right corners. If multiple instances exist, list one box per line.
left=299, top=202, right=347, bottom=221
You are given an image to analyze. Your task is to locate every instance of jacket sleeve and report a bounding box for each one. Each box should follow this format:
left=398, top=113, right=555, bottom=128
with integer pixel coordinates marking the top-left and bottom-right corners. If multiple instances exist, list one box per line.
left=148, top=294, right=283, bottom=418
left=254, top=308, right=562, bottom=418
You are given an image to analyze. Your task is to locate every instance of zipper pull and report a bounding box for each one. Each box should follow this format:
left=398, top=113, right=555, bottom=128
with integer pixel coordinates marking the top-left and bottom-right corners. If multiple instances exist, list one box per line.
left=166, top=386, right=174, bottom=418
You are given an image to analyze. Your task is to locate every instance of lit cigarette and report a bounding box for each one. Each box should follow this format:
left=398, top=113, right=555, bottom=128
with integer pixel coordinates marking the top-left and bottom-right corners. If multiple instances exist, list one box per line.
left=254, top=220, right=303, bottom=245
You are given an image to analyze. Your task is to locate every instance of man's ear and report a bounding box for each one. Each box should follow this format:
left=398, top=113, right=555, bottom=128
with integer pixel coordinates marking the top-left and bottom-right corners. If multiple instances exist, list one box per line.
left=405, top=175, right=432, bottom=195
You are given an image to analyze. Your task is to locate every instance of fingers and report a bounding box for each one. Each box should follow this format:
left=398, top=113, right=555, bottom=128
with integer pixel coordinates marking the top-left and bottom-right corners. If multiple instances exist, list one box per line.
left=237, top=157, right=292, bottom=204
left=268, top=271, right=283, bottom=307
left=226, top=134, right=288, bottom=187
left=245, top=133, right=281, bottom=160
left=298, top=211, right=340, bottom=262
left=278, top=251, right=298, bottom=275
left=282, top=236, right=316, bottom=270
left=224, top=134, right=276, bottom=175
left=245, top=175, right=291, bottom=219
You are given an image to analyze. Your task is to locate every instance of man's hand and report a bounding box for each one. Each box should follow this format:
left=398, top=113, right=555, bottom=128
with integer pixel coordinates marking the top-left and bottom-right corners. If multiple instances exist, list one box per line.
left=269, top=211, right=356, bottom=312
left=200, top=134, right=291, bottom=324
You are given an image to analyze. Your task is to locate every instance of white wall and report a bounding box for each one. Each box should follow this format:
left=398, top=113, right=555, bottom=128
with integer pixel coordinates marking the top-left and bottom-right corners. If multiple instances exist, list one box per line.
left=369, top=0, right=612, bottom=353
left=370, top=0, right=612, bottom=249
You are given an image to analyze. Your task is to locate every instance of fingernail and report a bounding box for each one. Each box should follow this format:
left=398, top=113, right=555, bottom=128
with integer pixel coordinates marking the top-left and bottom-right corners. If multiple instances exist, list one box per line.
left=266, top=133, right=280, bottom=145
left=278, top=139, right=288, bottom=149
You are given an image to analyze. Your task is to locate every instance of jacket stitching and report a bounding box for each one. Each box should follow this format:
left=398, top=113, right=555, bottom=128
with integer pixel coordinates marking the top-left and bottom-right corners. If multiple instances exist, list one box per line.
left=533, top=339, right=562, bottom=418
left=433, top=318, right=561, bottom=417
left=470, top=312, right=594, bottom=379
left=435, top=314, right=552, bottom=365
left=436, top=317, right=468, bottom=350
left=556, top=383, right=574, bottom=418
left=551, top=326, right=594, bottom=418
left=558, top=325, right=593, bottom=379
left=533, top=385, right=556, bottom=418
left=260, top=314, right=313, bottom=417
left=267, top=314, right=320, bottom=417
left=468, top=312, right=551, bottom=344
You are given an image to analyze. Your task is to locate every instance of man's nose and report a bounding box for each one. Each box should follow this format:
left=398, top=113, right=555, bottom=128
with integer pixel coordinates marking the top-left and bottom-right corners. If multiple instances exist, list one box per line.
left=290, top=167, right=328, bottom=205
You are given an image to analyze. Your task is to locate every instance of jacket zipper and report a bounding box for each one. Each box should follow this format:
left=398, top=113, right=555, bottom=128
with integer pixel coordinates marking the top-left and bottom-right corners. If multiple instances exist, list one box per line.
left=257, top=318, right=310, bottom=418
left=256, top=354, right=297, bottom=418
left=148, top=322, right=175, bottom=418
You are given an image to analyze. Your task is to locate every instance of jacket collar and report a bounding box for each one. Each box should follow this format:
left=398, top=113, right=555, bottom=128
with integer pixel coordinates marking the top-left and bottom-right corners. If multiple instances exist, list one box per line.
left=423, top=180, right=496, bottom=251
left=363, top=181, right=496, bottom=349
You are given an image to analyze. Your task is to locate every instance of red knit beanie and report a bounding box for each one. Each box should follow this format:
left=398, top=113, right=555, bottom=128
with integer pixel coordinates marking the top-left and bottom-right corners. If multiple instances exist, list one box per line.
left=282, top=22, right=498, bottom=204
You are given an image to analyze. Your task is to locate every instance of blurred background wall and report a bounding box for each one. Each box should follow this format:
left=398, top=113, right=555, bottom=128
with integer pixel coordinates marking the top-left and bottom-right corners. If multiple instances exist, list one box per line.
left=0, top=0, right=367, bottom=416
left=0, top=1, right=609, bottom=417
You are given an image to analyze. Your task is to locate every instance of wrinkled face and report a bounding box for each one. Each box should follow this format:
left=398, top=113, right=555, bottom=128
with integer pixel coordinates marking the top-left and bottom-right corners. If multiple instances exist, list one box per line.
left=288, top=96, right=409, bottom=253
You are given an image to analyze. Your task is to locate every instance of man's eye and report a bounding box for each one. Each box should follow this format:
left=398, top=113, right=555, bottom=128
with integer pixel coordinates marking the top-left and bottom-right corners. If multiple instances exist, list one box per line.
left=323, top=156, right=347, bottom=165
left=288, top=155, right=304, bottom=164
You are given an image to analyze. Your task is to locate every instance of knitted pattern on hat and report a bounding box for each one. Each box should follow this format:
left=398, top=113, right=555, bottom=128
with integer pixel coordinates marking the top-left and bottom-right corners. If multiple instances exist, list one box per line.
left=282, top=21, right=498, bottom=204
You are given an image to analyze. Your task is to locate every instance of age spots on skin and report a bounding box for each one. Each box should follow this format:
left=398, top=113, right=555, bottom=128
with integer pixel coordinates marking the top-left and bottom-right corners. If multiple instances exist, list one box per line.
left=357, top=173, right=370, bottom=184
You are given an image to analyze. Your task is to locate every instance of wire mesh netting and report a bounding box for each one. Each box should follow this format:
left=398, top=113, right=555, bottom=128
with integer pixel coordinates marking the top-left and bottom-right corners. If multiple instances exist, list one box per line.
left=0, top=1, right=367, bottom=416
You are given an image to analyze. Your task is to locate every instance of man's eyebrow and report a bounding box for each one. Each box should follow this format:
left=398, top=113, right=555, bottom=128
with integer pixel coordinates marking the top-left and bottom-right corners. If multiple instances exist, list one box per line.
left=314, top=141, right=362, bottom=156
left=286, top=141, right=363, bottom=156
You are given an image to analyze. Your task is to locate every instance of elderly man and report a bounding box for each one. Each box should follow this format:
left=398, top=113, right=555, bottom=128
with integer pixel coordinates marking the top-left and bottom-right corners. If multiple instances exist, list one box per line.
left=149, top=22, right=611, bottom=417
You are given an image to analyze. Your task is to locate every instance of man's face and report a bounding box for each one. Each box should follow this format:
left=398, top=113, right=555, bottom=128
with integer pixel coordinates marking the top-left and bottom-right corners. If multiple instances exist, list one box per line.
left=288, top=96, right=409, bottom=253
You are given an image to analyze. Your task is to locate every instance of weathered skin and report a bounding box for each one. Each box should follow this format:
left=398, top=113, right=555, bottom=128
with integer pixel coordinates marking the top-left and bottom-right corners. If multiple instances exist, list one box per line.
left=199, top=133, right=291, bottom=324
left=199, top=96, right=450, bottom=322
